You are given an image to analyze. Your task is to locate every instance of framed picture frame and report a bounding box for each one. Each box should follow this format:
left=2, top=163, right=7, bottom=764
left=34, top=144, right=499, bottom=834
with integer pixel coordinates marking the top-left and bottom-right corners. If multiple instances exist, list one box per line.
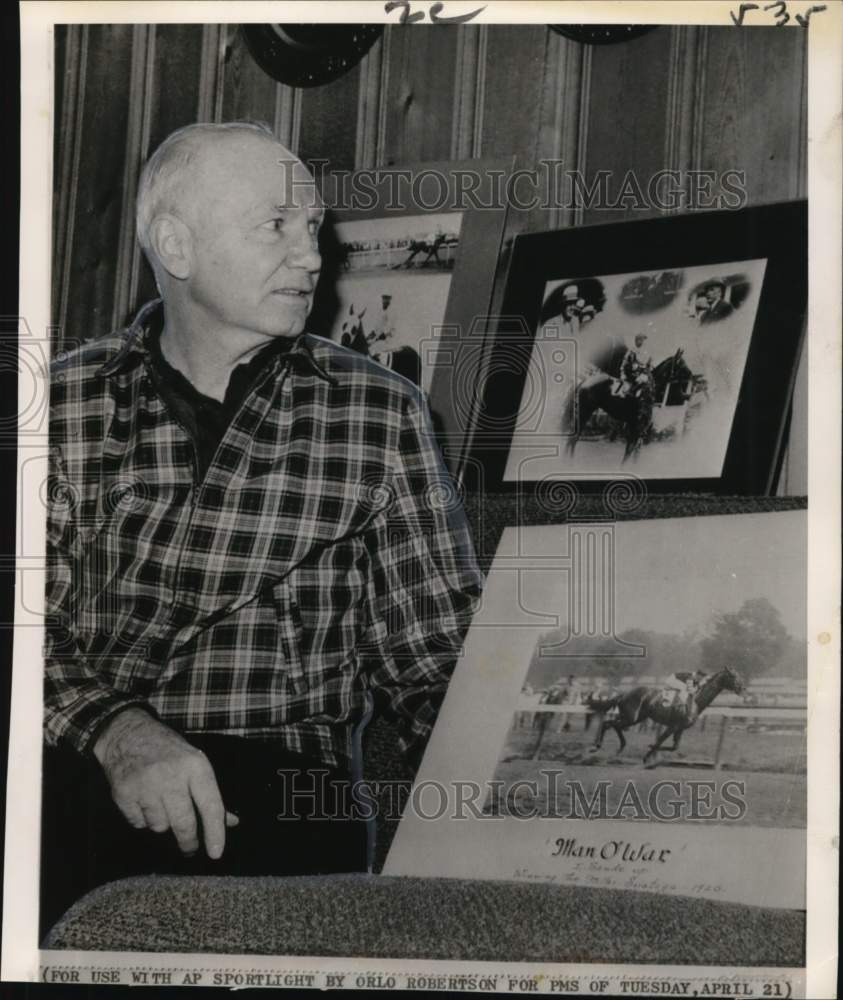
left=309, top=158, right=513, bottom=473
left=462, top=200, right=807, bottom=495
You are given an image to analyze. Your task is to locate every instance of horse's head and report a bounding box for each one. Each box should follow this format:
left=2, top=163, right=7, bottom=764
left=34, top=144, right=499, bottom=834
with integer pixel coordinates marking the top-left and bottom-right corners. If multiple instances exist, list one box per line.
left=720, top=665, right=745, bottom=694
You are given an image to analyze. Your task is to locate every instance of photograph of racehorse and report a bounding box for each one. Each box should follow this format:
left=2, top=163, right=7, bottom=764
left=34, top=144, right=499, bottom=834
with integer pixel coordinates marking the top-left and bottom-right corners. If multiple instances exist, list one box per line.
left=585, top=666, right=745, bottom=762
left=503, top=259, right=765, bottom=482
left=320, top=213, right=465, bottom=396
left=562, top=348, right=705, bottom=461
left=484, top=512, right=806, bottom=831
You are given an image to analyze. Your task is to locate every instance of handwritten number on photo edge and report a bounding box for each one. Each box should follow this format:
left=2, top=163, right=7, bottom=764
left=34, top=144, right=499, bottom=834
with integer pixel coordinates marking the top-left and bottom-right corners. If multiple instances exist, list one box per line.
left=763, top=1, right=791, bottom=26
left=731, top=1, right=827, bottom=25
left=384, top=1, right=487, bottom=26
left=796, top=5, right=827, bottom=26
left=730, top=2, right=759, bottom=24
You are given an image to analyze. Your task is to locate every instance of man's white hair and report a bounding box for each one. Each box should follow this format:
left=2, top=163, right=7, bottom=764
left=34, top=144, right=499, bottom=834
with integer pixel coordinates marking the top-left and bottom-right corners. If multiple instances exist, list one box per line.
left=135, top=120, right=279, bottom=260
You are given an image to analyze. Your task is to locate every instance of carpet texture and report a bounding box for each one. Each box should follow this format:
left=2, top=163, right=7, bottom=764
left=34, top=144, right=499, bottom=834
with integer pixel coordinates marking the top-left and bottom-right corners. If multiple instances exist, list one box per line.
left=460, top=493, right=807, bottom=575
left=44, top=873, right=805, bottom=965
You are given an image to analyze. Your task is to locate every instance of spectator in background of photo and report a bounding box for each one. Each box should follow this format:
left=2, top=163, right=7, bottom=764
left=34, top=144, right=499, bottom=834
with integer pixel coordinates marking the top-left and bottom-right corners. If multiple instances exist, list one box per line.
left=700, top=280, right=734, bottom=324
left=691, top=292, right=710, bottom=323
left=377, top=293, right=395, bottom=340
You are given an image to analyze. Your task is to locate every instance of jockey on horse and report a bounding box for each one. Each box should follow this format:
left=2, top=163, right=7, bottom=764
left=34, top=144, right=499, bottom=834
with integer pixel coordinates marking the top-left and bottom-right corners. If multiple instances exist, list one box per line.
left=662, top=669, right=707, bottom=722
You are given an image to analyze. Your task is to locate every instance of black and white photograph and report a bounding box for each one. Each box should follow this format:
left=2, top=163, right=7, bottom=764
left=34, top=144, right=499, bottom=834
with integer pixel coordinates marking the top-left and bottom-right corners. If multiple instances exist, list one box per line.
left=327, top=213, right=464, bottom=391
left=504, top=258, right=765, bottom=480
left=2, top=2, right=839, bottom=996
left=385, top=515, right=807, bottom=918
left=488, top=512, right=806, bottom=841
left=470, top=199, right=808, bottom=494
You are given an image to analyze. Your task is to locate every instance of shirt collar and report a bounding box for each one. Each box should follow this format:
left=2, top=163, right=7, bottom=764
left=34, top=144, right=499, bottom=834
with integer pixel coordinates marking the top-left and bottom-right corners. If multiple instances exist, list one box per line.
left=97, top=298, right=338, bottom=386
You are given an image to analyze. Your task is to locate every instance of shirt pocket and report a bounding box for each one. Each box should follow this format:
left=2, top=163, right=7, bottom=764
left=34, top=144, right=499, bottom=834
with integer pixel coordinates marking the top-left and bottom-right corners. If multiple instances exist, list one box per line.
left=269, top=578, right=308, bottom=695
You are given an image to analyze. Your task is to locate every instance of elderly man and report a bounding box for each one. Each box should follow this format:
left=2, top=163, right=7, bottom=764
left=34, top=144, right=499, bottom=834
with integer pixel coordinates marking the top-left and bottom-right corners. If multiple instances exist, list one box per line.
left=41, top=121, right=483, bottom=933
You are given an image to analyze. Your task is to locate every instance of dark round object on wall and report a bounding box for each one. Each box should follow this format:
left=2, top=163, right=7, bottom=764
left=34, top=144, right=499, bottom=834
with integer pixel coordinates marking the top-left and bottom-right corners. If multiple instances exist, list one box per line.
left=241, top=24, right=383, bottom=88
left=550, top=25, right=658, bottom=45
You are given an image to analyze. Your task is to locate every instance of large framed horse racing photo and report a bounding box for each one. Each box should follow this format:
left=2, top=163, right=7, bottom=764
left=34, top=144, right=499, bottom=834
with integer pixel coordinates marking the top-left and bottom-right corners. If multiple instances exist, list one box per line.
left=463, top=200, right=807, bottom=495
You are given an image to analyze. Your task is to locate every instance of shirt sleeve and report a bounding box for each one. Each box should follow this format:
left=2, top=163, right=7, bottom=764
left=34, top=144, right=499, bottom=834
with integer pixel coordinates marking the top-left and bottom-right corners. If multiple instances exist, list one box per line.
left=43, top=448, right=153, bottom=755
left=358, top=388, right=485, bottom=768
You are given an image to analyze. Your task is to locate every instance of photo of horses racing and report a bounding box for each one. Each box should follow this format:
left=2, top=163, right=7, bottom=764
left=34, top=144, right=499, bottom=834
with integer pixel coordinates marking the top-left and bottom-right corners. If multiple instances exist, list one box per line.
left=321, top=213, right=464, bottom=395
left=485, top=511, right=806, bottom=832
left=503, top=257, right=767, bottom=481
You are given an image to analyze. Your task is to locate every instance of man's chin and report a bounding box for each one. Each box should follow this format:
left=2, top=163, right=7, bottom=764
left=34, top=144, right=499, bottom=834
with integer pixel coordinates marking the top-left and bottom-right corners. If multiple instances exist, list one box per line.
left=258, top=307, right=309, bottom=339
left=267, top=297, right=311, bottom=333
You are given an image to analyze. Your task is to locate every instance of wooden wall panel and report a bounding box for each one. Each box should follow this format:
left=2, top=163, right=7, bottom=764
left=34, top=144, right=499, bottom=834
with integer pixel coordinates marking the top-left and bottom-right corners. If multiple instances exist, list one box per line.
left=581, top=26, right=673, bottom=225
left=380, top=26, right=459, bottom=166
left=52, top=24, right=78, bottom=334
left=531, top=29, right=587, bottom=231
left=698, top=27, right=807, bottom=204
left=60, top=24, right=134, bottom=343
left=133, top=24, right=207, bottom=314
left=148, top=25, right=206, bottom=149
left=479, top=25, right=547, bottom=161
left=450, top=26, right=487, bottom=161
left=297, top=70, right=359, bottom=171
left=354, top=36, right=386, bottom=169
left=219, top=26, right=278, bottom=126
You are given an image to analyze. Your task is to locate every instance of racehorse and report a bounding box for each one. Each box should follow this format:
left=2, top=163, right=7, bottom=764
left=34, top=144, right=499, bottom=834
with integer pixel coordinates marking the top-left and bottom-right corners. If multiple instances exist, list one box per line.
left=339, top=304, right=369, bottom=355
left=651, top=348, right=706, bottom=406
left=586, top=666, right=745, bottom=763
left=394, top=234, right=447, bottom=269
left=563, top=349, right=705, bottom=458
left=562, top=369, right=655, bottom=460
left=338, top=310, right=425, bottom=387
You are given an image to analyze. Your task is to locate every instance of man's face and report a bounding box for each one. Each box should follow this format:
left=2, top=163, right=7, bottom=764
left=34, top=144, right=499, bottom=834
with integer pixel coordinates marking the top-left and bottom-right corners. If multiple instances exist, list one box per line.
left=705, top=284, right=722, bottom=305
left=182, top=135, right=323, bottom=341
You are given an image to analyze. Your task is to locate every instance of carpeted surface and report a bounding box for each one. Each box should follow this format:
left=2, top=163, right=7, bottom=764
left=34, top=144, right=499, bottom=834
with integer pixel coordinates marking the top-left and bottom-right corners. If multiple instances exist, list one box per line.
left=460, top=492, right=807, bottom=574
left=44, top=873, right=804, bottom=965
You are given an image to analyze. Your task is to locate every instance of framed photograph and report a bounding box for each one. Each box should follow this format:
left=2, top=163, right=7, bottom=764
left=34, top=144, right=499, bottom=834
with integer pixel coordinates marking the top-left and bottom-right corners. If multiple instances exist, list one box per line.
left=386, top=510, right=807, bottom=917
left=464, top=201, right=807, bottom=494
left=309, top=159, right=512, bottom=463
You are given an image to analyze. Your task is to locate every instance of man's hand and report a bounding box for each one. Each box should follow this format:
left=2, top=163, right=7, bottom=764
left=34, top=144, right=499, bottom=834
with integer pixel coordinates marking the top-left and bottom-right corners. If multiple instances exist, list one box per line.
left=93, top=708, right=238, bottom=858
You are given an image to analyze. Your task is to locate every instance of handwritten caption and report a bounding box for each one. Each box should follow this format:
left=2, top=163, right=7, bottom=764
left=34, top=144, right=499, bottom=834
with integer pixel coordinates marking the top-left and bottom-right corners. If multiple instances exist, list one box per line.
left=384, top=1, right=486, bottom=25
left=730, top=1, right=827, bottom=26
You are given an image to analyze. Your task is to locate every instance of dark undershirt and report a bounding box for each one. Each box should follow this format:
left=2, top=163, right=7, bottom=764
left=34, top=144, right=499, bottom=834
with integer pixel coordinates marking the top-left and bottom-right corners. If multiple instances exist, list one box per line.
left=147, top=328, right=295, bottom=481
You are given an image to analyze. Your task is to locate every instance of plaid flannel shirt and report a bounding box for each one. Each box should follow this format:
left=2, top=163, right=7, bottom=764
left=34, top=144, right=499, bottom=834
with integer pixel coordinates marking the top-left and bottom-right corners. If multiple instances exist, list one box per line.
left=45, top=299, right=484, bottom=769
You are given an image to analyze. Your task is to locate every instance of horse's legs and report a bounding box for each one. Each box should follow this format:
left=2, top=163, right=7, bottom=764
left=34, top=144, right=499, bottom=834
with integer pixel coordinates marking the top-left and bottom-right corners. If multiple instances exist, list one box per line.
left=591, top=718, right=607, bottom=750
left=531, top=714, right=551, bottom=759
left=644, top=725, right=675, bottom=763
left=612, top=722, right=626, bottom=753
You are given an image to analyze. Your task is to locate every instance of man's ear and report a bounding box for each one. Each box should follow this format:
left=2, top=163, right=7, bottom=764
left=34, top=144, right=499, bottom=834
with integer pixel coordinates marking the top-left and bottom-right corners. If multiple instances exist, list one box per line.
left=148, top=214, right=193, bottom=280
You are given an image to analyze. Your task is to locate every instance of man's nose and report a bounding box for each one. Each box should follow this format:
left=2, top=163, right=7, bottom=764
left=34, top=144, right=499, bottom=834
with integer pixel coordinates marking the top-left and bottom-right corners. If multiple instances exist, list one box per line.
left=288, top=227, right=321, bottom=274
